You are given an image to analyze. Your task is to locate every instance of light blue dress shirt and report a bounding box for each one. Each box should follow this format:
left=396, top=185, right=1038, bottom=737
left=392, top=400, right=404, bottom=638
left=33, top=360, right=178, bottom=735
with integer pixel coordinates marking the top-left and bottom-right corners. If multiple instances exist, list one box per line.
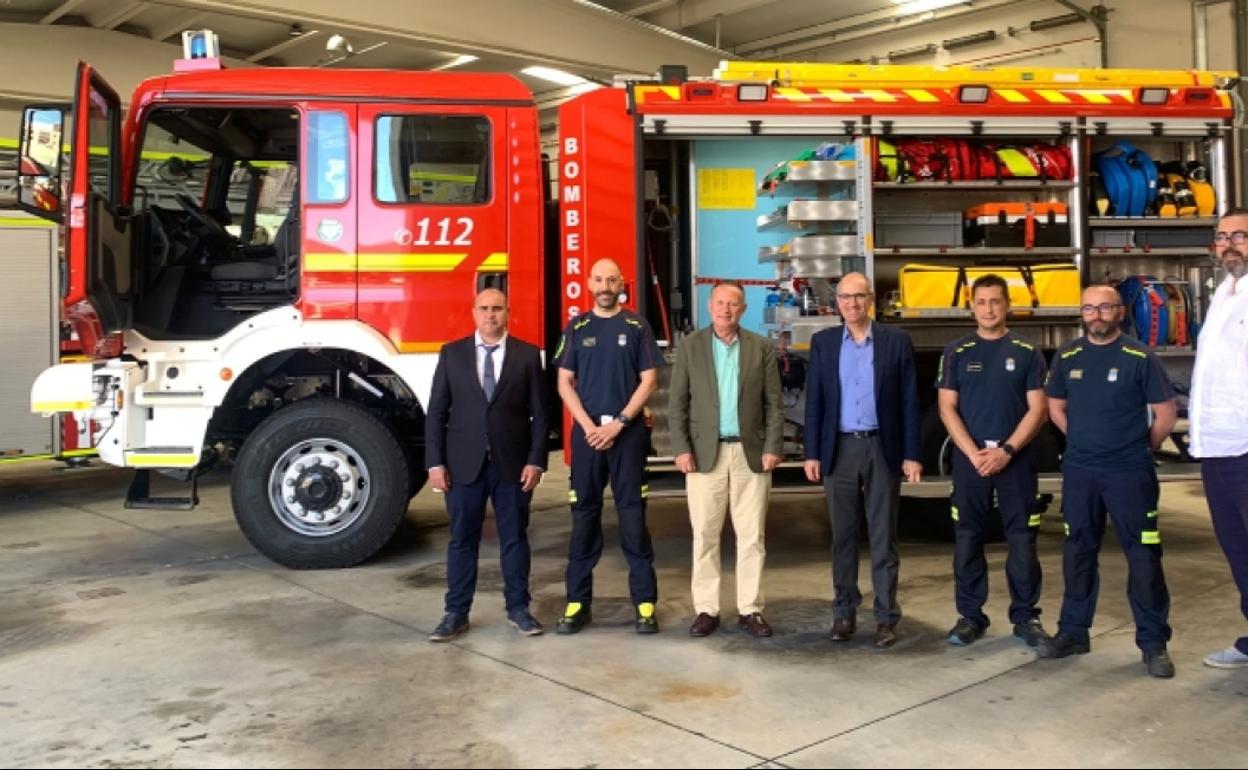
left=838, top=324, right=878, bottom=431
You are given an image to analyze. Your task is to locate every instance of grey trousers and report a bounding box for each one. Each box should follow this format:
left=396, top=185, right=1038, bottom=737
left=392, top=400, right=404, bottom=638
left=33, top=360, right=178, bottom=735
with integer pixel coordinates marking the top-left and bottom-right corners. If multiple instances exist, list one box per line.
left=823, top=435, right=902, bottom=625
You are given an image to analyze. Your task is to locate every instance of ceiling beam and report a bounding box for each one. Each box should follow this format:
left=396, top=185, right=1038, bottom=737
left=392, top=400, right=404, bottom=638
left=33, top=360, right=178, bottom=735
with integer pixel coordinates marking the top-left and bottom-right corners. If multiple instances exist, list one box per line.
left=149, top=11, right=207, bottom=41
left=148, top=0, right=729, bottom=75
left=40, top=0, right=89, bottom=25
left=642, top=0, right=780, bottom=31
left=736, top=0, right=1030, bottom=57
left=96, top=1, right=147, bottom=31
left=245, top=29, right=322, bottom=63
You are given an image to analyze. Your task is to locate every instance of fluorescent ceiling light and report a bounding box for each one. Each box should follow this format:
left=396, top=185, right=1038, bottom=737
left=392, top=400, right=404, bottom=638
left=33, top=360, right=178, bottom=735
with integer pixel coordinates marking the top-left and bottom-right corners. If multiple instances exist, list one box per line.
left=521, top=66, right=589, bottom=86
left=433, top=54, right=478, bottom=70
left=890, top=0, right=967, bottom=13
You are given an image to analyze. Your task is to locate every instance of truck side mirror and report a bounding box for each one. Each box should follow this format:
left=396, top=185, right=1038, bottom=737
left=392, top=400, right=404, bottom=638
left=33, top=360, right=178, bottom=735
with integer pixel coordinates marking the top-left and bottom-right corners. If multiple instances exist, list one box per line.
left=17, top=105, right=67, bottom=222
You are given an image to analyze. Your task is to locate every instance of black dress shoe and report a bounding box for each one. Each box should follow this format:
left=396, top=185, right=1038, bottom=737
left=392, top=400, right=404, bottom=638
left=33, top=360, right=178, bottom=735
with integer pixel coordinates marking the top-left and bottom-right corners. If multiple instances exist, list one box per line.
left=689, top=613, right=720, bottom=637
left=429, top=612, right=469, bottom=642
left=738, top=613, right=773, bottom=638
left=1143, top=650, right=1175, bottom=678
left=1037, top=632, right=1091, bottom=659
left=874, top=623, right=898, bottom=648
left=507, top=609, right=544, bottom=636
left=829, top=618, right=857, bottom=642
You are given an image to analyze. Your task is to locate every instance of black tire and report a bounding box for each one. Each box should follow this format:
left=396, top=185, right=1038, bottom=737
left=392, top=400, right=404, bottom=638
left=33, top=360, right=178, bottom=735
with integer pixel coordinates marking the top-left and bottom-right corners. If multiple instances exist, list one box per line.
left=231, top=398, right=410, bottom=569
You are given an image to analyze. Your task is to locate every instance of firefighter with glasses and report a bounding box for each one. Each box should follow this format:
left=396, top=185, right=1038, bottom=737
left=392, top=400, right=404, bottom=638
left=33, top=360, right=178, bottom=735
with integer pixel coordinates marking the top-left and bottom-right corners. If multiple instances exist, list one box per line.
left=937, top=274, right=1052, bottom=648
left=1039, top=285, right=1178, bottom=678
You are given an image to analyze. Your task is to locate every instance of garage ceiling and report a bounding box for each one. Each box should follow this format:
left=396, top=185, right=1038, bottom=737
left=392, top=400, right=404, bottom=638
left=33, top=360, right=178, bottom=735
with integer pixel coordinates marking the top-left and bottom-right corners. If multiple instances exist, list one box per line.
left=0, top=0, right=1057, bottom=85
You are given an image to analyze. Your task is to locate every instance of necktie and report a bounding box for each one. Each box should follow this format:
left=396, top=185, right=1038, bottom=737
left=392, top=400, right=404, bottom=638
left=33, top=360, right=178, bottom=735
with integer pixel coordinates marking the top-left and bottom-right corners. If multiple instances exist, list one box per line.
left=482, top=344, right=498, bottom=401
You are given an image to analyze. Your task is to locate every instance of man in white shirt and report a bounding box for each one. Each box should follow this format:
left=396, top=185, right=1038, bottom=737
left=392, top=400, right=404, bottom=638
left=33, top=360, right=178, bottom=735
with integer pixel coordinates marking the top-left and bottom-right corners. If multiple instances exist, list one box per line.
left=1190, top=208, right=1248, bottom=669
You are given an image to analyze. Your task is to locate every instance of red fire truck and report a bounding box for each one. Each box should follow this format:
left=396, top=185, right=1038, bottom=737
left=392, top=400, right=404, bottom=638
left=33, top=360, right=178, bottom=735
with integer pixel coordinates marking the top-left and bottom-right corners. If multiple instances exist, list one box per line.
left=22, top=31, right=1238, bottom=567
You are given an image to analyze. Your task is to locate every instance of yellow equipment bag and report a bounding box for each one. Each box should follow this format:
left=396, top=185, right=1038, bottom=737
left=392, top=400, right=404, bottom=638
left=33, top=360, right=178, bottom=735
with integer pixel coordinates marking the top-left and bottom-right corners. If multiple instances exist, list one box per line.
left=899, top=263, right=1081, bottom=309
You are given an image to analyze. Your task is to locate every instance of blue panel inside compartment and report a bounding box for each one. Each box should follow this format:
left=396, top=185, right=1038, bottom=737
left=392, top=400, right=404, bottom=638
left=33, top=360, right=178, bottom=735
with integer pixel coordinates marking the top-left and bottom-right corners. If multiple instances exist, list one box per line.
left=694, top=138, right=852, bottom=334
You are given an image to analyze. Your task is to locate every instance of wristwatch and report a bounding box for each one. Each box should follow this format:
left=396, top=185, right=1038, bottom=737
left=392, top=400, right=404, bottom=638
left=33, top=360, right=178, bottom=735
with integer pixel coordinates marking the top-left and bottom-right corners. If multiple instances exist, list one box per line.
left=1001, top=442, right=1016, bottom=457
left=617, top=412, right=632, bottom=426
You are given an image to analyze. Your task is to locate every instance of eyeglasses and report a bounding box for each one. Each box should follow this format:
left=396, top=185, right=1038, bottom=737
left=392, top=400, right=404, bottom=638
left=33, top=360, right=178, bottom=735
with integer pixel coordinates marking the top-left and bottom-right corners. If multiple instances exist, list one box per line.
left=1080, top=302, right=1122, bottom=315
left=836, top=292, right=870, bottom=303
left=1213, top=230, right=1248, bottom=246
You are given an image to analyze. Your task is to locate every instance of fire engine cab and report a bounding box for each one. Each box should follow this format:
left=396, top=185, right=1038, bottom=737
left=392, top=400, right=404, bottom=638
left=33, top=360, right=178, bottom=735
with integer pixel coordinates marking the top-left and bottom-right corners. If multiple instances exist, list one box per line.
left=21, top=30, right=1239, bottom=568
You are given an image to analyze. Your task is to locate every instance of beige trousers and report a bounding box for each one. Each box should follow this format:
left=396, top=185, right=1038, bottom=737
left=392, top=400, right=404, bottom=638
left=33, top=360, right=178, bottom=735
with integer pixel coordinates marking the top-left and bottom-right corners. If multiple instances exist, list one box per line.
left=686, top=441, right=772, bottom=616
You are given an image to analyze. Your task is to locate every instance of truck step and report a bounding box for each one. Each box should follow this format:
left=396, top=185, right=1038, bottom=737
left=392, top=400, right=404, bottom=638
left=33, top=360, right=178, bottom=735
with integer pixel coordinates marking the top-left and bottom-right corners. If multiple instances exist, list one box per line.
left=124, top=469, right=199, bottom=510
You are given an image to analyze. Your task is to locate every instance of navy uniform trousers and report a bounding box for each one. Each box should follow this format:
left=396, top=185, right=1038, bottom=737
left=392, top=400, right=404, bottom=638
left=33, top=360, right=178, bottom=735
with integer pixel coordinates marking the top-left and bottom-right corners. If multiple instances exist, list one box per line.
left=951, top=445, right=1042, bottom=627
left=1058, top=463, right=1171, bottom=652
left=565, top=421, right=658, bottom=606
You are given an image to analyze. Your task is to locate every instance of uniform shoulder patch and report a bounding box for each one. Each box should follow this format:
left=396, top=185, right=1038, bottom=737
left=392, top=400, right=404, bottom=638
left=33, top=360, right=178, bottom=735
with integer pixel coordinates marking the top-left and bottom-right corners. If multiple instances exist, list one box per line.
left=1010, top=338, right=1035, bottom=351
left=955, top=340, right=977, bottom=353
left=573, top=316, right=593, bottom=331
left=623, top=317, right=643, bottom=328
left=1060, top=346, right=1083, bottom=359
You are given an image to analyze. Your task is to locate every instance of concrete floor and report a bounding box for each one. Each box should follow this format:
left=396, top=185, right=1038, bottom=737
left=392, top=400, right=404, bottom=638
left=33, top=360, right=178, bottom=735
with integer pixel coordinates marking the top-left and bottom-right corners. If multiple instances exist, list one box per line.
left=1, top=456, right=1246, bottom=769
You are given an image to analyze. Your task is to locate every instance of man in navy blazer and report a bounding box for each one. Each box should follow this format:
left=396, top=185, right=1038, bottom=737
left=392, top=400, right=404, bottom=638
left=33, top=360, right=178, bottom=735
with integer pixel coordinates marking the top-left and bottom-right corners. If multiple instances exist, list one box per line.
left=804, top=272, right=922, bottom=648
left=425, top=288, right=550, bottom=642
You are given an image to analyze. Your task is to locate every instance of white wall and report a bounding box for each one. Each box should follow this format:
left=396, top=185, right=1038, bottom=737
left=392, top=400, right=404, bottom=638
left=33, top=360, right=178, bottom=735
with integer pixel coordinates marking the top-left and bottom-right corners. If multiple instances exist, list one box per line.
left=0, top=23, right=253, bottom=108
left=788, top=0, right=1238, bottom=72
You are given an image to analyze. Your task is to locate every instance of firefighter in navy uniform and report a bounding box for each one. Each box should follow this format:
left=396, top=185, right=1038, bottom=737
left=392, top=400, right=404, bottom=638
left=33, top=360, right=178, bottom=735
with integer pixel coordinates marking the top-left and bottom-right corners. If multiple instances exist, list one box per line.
left=1040, top=285, right=1179, bottom=678
left=938, top=274, right=1052, bottom=648
left=554, top=258, right=665, bottom=635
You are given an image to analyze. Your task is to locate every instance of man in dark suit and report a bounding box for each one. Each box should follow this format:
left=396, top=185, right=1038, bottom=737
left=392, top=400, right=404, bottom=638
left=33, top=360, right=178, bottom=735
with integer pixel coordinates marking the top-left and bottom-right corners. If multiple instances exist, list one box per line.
left=804, top=272, right=922, bottom=648
left=670, top=282, right=784, bottom=638
left=425, top=288, right=549, bottom=642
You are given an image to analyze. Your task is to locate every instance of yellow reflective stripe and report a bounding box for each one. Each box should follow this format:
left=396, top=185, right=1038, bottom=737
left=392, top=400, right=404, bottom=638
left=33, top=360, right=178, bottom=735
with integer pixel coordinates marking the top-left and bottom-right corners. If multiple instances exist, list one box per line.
left=360, top=254, right=468, bottom=272
left=862, top=88, right=897, bottom=103
left=1011, top=338, right=1035, bottom=351
left=0, top=217, right=56, bottom=228
left=1147, top=510, right=1158, bottom=518
left=33, top=400, right=93, bottom=412
left=304, top=253, right=474, bottom=272
left=1037, top=89, right=1072, bottom=104
left=775, top=87, right=813, bottom=102
left=1122, top=347, right=1147, bottom=358
left=62, top=449, right=96, bottom=457
left=409, top=170, right=477, bottom=183
left=903, top=89, right=939, bottom=103
left=997, top=88, right=1030, bottom=103
left=637, top=602, right=655, bottom=618
left=568, top=489, right=578, bottom=503
left=1064, top=522, right=1071, bottom=536
left=564, top=602, right=583, bottom=617
left=395, top=342, right=445, bottom=353
left=126, top=453, right=198, bottom=468
left=1141, top=531, right=1161, bottom=545
left=951, top=505, right=960, bottom=522
left=1028, top=514, right=1041, bottom=527
left=1061, top=346, right=1083, bottom=359
left=640, top=483, right=649, bottom=499
left=1081, top=91, right=1112, bottom=104
left=304, top=253, right=357, bottom=272
left=819, top=88, right=856, bottom=102
left=956, top=340, right=977, bottom=353
left=476, top=252, right=509, bottom=271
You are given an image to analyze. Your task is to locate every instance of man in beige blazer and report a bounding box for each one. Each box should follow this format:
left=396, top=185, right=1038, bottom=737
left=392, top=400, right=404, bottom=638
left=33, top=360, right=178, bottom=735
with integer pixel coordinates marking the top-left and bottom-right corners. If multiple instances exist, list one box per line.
left=670, top=283, right=784, bottom=637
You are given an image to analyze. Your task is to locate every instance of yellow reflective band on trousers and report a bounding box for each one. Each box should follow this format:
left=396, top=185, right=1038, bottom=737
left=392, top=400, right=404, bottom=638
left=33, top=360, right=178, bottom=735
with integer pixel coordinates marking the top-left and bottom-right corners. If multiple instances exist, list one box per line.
left=564, top=602, right=583, bottom=617
left=1147, top=510, right=1158, bottom=518
left=951, top=505, right=959, bottom=522
left=1064, top=522, right=1071, bottom=536
left=568, top=489, right=578, bottom=503
left=638, top=602, right=655, bottom=618
left=641, top=483, right=649, bottom=499
left=1029, top=514, right=1041, bottom=527
left=1142, top=531, right=1161, bottom=545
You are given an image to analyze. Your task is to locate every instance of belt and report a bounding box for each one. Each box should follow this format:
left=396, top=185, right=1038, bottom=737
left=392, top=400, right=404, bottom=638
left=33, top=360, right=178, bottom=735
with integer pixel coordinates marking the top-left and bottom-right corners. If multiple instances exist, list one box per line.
left=838, top=429, right=879, bottom=439
left=719, top=436, right=741, bottom=443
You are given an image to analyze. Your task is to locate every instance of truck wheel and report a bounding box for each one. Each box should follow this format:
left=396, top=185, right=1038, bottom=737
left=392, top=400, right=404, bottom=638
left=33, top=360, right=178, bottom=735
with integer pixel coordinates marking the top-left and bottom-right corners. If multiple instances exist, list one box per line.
left=231, top=398, right=410, bottom=569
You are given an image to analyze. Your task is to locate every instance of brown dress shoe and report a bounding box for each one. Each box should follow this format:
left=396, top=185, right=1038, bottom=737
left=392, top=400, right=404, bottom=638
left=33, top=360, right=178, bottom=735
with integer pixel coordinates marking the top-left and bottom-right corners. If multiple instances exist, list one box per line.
left=874, top=623, right=898, bottom=648
left=829, top=618, right=857, bottom=641
left=738, top=612, right=773, bottom=637
left=689, top=613, right=720, bottom=637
